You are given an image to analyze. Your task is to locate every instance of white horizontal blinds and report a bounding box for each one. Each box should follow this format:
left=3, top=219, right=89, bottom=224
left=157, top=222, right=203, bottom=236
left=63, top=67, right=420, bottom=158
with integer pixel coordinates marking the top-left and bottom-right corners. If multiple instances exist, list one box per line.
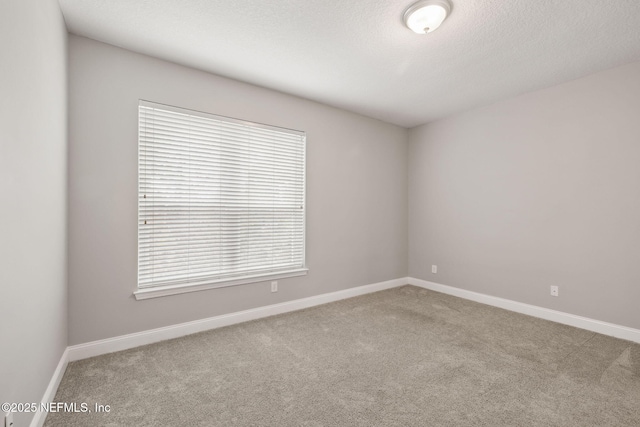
left=138, top=101, right=305, bottom=289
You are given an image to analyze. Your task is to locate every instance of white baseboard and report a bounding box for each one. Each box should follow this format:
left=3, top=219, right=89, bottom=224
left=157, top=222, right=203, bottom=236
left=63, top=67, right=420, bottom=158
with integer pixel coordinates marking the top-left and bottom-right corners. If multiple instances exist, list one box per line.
left=68, top=277, right=409, bottom=361
left=30, top=348, right=69, bottom=427
left=409, top=277, right=640, bottom=344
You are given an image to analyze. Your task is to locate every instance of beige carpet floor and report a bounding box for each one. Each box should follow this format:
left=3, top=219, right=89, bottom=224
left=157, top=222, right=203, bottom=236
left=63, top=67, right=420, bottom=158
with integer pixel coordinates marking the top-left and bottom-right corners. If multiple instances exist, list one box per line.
left=45, top=285, right=640, bottom=426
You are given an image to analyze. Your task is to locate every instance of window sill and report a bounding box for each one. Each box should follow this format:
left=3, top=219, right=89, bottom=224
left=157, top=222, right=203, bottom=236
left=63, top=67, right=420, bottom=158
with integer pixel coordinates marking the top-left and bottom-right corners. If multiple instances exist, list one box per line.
left=133, top=268, right=309, bottom=301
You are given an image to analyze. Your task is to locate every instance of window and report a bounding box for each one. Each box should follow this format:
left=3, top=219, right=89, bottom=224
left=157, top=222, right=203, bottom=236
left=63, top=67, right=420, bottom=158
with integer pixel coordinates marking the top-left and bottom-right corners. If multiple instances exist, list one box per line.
left=136, top=101, right=306, bottom=300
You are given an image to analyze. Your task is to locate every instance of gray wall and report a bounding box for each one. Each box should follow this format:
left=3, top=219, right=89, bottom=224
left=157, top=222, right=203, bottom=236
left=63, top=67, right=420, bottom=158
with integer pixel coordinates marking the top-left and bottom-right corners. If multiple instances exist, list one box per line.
left=68, top=36, right=408, bottom=345
left=0, top=1, right=68, bottom=425
left=409, top=61, right=640, bottom=330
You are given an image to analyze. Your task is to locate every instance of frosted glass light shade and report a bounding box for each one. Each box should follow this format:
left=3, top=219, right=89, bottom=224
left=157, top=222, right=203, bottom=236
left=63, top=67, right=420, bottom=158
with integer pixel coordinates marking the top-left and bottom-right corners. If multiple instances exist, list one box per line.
left=404, top=0, right=452, bottom=34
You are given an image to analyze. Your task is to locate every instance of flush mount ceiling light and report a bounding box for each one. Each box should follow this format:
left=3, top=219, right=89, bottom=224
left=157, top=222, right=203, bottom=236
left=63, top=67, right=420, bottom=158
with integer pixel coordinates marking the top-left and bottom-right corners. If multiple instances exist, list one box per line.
left=403, top=0, right=452, bottom=34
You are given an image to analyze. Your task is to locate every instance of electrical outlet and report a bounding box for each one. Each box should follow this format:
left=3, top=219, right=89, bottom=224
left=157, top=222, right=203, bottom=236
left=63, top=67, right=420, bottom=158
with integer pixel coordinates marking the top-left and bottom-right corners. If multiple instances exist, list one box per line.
left=431, top=265, right=437, bottom=274
left=271, top=281, right=278, bottom=293
left=5, top=412, right=14, bottom=427
left=550, top=285, right=559, bottom=297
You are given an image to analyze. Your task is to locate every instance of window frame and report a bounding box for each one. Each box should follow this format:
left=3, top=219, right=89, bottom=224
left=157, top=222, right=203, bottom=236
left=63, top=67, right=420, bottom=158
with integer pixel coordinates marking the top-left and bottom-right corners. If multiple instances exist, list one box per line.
left=134, top=100, right=307, bottom=300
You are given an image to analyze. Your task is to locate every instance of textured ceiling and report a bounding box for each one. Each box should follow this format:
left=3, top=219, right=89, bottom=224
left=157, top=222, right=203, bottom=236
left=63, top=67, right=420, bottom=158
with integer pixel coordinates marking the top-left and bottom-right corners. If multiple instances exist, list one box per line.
left=58, top=0, right=640, bottom=128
